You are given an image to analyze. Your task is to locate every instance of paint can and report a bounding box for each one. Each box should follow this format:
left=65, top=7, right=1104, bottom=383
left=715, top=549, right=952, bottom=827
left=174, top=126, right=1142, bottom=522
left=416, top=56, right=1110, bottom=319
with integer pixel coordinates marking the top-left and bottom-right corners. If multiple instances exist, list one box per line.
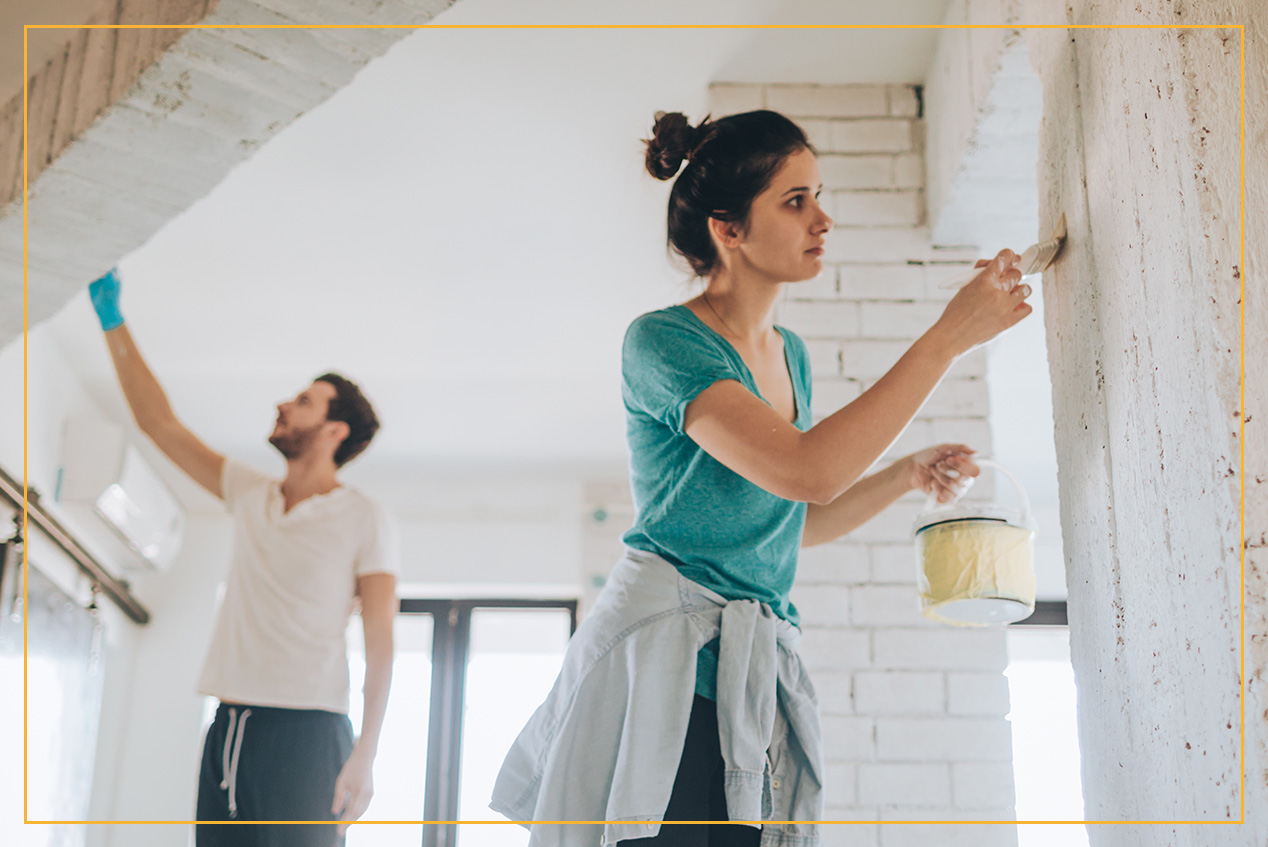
left=912, top=459, right=1036, bottom=626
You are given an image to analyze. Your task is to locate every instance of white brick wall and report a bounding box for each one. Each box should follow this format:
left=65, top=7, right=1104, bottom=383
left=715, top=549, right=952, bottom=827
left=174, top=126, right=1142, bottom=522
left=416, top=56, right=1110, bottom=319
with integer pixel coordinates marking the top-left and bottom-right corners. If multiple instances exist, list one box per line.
left=710, top=83, right=1014, bottom=836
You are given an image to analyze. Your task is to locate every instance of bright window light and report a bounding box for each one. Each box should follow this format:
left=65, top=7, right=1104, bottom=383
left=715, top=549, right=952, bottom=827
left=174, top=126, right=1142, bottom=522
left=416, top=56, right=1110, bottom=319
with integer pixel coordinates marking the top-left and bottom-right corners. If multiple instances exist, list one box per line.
left=346, top=615, right=435, bottom=847
left=1005, top=626, right=1089, bottom=847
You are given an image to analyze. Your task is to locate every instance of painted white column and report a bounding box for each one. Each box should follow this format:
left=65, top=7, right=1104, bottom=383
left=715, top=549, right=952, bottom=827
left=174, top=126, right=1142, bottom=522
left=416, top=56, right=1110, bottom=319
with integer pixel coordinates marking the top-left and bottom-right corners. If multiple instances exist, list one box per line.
left=1024, top=2, right=1255, bottom=841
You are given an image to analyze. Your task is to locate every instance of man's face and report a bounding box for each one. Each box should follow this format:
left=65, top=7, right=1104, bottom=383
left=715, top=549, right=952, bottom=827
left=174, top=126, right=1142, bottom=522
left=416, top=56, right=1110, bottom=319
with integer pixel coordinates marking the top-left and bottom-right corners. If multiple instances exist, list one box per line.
left=268, top=381, right=338, bottom=460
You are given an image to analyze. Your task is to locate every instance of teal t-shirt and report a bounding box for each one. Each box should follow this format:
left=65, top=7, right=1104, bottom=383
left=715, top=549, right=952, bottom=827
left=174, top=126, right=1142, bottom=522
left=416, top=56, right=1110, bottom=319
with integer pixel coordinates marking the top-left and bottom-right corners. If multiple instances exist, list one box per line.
left=621, top=305, right=813, bottom=699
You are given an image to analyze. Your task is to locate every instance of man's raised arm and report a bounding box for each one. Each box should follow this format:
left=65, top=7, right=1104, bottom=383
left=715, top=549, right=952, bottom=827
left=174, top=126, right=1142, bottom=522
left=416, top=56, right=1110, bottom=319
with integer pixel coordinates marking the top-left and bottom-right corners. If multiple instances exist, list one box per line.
left=90, top=269, right=225, bottom=498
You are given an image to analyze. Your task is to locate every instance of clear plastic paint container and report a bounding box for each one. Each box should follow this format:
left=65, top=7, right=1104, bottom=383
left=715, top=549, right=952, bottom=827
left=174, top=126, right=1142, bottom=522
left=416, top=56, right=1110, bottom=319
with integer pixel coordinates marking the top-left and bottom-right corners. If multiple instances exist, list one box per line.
left=912, top=459, right=1036, bottom=626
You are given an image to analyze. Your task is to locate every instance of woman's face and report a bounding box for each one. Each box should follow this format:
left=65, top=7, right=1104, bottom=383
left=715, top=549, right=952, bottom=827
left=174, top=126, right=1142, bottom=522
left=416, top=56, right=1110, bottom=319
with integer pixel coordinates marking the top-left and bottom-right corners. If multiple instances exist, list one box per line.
left=731, top=147, right=833, bottom=283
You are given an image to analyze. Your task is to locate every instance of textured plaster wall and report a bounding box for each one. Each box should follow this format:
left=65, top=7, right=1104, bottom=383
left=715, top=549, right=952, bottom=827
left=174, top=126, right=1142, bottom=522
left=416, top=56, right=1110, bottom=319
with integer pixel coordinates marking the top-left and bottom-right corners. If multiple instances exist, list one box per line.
left=1023, top=1, right=1257, bottom=841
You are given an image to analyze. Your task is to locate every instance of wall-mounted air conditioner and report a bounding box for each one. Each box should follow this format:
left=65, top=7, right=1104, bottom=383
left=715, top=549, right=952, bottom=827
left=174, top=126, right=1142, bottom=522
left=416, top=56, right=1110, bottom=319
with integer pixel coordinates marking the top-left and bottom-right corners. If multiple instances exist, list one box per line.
left=58, top=416, right=185, bottom=572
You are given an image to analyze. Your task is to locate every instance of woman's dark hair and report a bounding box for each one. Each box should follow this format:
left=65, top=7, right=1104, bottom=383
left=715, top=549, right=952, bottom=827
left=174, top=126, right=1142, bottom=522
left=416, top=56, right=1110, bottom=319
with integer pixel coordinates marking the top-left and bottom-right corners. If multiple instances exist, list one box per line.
left=643, top=109, right=815, bottom=277
left=315, top=372, right=380, bottom=467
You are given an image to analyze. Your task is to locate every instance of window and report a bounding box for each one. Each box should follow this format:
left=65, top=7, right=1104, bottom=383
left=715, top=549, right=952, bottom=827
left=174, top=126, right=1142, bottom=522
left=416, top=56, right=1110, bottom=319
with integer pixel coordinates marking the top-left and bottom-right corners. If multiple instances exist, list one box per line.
left=346, top=599, right=576, bottom=847
left=1005, top=621, right=1088, bottom=847
left=0, top=542, right=105, bottom=847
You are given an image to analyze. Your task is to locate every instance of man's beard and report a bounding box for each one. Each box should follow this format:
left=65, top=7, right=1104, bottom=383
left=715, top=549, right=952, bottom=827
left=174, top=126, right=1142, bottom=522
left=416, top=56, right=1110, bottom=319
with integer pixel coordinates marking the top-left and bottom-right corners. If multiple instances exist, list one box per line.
left=268, top=423, right=322, bottom=460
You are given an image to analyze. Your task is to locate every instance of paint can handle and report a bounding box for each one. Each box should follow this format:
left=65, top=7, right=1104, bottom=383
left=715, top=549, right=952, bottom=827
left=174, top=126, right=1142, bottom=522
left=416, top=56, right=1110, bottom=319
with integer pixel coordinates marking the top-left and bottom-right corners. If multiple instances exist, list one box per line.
left=921, top=458, right=1033, bottom=528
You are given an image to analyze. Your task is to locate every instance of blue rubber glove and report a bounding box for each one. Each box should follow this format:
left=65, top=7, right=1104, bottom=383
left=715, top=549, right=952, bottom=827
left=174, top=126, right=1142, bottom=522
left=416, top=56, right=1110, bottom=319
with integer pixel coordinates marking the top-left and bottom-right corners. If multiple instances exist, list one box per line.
left=88, top=268, right=125, bottom=331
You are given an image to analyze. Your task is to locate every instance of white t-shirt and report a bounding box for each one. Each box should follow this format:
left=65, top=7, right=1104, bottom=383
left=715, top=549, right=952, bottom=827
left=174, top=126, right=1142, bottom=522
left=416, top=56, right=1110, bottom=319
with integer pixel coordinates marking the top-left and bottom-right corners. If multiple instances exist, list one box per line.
left=197, top=459, right=400, bottom=713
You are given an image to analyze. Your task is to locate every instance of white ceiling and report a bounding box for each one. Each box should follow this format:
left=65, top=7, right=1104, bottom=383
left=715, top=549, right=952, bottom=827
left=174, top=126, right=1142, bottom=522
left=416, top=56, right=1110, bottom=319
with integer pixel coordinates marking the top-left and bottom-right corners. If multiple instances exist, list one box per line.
left=47, top=0, right=954, bottom=480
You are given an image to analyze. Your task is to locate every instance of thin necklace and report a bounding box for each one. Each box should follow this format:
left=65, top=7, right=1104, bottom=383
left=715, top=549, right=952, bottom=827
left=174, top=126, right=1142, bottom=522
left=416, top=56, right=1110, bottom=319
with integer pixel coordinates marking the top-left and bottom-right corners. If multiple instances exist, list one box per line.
left=701, top=291, right=740, bottom=339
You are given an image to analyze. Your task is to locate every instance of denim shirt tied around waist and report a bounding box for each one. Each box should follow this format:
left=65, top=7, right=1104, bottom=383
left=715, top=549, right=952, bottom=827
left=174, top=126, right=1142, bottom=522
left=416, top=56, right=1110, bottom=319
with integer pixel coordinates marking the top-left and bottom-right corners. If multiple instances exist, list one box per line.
left=490, top=548, right=823, bottom=847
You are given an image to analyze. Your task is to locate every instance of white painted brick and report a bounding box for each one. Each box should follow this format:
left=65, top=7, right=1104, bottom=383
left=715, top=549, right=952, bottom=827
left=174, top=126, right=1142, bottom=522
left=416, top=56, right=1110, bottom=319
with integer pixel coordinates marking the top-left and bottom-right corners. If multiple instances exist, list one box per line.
left=821, top=820, right=880, bottom=847
left=810, top=378, right=863, bottom=417
left=893, top=153, right=924, bottom=188
left=780, top=300, right=861, bottom=338
left=946, top=672, right=1012, bottom=716
left=931, top=418, right=993, bottom=452
left=889, top=85, right=921, bottom=118
left=803, top=339, right=843, bottom=377
left=947, top=348, right=989, bottom=377
left=793, top=585, right=852, bottom=627
left=796, top=542, right=870, bottom=585
left=872, top=628, right=1009, bottom=671
left=799, top=118, right=833, bottom=150
left=819, top=155, right=895, bottom=190
left=822, top=715, right=877, bottom=761
left=875, top=717, right=1014, bottom=761
left=871, top=544, right=919, bottom=584
left=824, top=226, right=933, bottom=263
left=909, top=118, right=926, bottom=154
left=838, top=264, right=928, bottom=301
left=859, top=301, right=946, bottom=339
left=952, top=761, right=1017, bottom=809
left=815, top=669, right=856, bottom=716
left=829, top=119, right=915, bottom=153
left=707, top=83, right=764, bottom=116
left=853, top=671, right=945, bottom=715
left=788, top=268, right=839, bottom=299
left=880, top=419, right=935, bottom=462
left=928, top=244, right=982, bottom=263
left=833, top=190, right=923, bottom=227
left=843, top=500, right=924, bottom=543
left=839, top=340, right=913, bottom=379
left=823, top=762, right=859, bottom=807
left=878, top=819, right=1017, bottom=847
left=767, top=84, right=888, bottom=118
left=923, top=264, right=982, bottom=302
left=851, top=584, right=929, bottom=628
left=858, top=763, right=951, bottom=806
left=921, top=378, right=991, bottom=417
left=799, top=627, right=871, bottom=672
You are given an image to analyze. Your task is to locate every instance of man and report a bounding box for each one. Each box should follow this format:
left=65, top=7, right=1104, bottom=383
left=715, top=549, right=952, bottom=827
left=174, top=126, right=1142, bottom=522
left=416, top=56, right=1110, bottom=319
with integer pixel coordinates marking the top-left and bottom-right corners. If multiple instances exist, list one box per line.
left=88, top=268, right=397, bottom=846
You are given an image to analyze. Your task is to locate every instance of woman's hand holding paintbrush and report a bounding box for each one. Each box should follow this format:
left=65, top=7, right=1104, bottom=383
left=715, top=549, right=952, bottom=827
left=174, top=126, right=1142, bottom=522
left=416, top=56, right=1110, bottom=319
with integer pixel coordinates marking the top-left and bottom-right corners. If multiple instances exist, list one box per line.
left=927, top=248, right=1033, bottom=356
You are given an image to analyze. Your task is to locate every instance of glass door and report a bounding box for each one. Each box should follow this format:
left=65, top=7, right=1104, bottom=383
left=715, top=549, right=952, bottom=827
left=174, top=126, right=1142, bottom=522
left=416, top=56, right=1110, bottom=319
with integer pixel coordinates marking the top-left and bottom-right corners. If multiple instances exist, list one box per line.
left=346, top=613, right=434, bottom=847
left=344, top=598, right=575, bottom=847
left=455, top=608, right=571, bottom=847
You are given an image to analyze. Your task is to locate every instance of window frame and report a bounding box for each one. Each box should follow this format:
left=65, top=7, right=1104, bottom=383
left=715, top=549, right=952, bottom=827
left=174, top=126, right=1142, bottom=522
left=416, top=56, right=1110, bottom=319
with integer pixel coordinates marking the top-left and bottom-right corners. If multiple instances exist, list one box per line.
left=397, top=598, right=578, bottom=847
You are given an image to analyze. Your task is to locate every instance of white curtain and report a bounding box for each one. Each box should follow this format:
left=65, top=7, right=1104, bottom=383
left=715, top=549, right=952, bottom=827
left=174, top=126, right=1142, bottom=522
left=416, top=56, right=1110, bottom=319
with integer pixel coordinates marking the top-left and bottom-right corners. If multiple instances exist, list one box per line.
left=0, top=538, right=105, bottom=846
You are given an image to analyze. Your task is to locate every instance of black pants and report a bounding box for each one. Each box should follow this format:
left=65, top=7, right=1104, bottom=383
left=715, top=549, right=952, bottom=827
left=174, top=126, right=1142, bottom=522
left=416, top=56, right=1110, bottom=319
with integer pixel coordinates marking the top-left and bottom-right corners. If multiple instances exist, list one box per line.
left=196, top=702, right=354, bottom=847
left=620, top=695, right=763, bottom=847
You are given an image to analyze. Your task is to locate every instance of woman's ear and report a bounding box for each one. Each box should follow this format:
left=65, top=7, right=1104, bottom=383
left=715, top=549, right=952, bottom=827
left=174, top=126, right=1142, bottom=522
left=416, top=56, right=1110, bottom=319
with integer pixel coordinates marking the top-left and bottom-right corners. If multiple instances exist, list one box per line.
left=707, top=216, right=744, bottom=249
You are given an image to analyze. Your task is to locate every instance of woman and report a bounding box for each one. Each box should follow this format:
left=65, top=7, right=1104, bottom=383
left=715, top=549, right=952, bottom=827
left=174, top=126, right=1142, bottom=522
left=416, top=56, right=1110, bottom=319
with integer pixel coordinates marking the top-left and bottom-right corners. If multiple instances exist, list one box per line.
left=492, top=110, right=1030, bottom=847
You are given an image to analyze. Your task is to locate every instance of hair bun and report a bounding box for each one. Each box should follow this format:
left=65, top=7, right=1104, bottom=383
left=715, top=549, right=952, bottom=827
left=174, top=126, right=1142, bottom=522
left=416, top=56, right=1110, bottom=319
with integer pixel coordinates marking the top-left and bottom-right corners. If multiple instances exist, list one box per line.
left=644, top=112, right=711, bottom=180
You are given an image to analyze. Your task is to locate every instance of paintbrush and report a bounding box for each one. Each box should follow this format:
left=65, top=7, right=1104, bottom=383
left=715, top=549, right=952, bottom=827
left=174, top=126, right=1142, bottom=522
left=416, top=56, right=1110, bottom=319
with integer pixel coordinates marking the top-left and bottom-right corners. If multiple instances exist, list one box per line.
left=938, top=213, right=1068, bottom=290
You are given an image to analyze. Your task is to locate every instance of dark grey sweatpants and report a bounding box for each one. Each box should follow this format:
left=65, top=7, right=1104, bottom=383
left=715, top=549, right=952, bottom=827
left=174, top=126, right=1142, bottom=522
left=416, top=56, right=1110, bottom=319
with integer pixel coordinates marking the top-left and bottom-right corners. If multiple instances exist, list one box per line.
left=196, top=702, right=355, bottom=847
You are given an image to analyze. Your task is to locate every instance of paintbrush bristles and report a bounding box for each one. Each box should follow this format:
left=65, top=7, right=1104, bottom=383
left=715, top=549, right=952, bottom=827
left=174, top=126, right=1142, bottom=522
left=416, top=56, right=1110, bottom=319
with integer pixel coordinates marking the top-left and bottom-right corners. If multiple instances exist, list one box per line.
left=1022, top=213, right=1069, bottom=275
left=936, top=212, right=1068, bottom=290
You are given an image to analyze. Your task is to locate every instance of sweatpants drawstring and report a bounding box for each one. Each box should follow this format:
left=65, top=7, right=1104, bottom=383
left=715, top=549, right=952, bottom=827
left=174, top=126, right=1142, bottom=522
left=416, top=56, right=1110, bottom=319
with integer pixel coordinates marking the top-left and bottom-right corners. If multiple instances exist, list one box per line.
left=218, top=707, right=252, bottom=818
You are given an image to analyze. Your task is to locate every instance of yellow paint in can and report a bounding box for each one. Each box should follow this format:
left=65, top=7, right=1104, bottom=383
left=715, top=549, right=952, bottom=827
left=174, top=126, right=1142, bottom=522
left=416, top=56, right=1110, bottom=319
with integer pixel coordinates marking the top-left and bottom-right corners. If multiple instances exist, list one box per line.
left=915, top=519, right=1036, bottom=626
left=911, top=459, right=1037, bottom=626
